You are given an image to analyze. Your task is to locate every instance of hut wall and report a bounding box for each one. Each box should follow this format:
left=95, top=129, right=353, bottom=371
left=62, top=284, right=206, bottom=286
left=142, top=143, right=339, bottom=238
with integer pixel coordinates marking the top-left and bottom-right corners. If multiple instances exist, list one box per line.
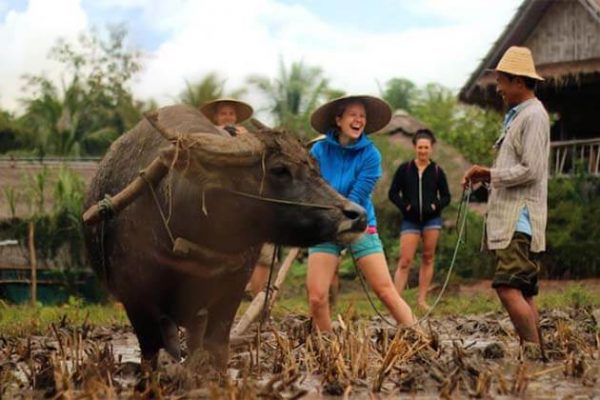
left=525, top=0, right=600, bottom=64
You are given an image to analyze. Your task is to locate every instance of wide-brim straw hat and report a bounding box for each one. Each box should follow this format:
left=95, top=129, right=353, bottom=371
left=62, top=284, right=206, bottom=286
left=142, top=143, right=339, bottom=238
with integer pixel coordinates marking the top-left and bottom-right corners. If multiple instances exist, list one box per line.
left=199, top=98, right=254, bottom=124
left=489, top=46, right=544, bottom=81
left=310, top=95, right=392, bottom=134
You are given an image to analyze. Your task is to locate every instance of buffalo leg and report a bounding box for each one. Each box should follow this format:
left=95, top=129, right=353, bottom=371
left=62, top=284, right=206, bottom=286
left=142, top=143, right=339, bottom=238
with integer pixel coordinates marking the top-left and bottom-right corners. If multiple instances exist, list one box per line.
left=159, top=315, right=181, bottom=361
left=125, top=307, right=163, bottom=370
left=185, top=308, right=208, bottom=355
left=203, top=280, right=246, bottom=369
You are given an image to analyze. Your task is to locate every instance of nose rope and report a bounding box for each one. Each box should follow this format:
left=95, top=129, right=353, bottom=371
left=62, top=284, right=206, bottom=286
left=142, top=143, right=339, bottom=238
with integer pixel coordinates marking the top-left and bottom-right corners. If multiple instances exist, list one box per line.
left=221, top=188, right=340, bottom=210
left=140, top=177, right=343, bottom=252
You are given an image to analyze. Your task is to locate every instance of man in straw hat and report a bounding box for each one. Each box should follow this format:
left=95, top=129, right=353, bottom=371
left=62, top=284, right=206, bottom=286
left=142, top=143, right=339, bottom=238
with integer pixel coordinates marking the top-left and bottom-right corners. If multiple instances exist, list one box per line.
left=306, top=95, right=415, bottom=331
left=200, top=97, right=253, bottom=136
left=462, top=46, right=549, bottom=354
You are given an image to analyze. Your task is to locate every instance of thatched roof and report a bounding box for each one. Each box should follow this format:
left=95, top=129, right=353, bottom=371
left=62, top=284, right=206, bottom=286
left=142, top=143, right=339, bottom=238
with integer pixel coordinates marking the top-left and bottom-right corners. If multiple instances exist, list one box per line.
left=376, top=110, right=428, bottom=136
left=460, top=0, right=600, bottom=109
left=0, top=159, right=98, bottom=220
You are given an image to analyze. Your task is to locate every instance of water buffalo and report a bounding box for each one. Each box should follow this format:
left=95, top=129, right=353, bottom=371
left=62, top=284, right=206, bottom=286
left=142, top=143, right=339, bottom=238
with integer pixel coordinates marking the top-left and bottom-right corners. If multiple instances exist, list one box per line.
left=83, top=104, right=366, bottom=369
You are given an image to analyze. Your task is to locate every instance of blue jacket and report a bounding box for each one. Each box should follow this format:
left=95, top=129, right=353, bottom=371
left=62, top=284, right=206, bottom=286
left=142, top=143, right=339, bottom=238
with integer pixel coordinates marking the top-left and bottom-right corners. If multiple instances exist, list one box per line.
left=310, top=130, right=382, bottom=227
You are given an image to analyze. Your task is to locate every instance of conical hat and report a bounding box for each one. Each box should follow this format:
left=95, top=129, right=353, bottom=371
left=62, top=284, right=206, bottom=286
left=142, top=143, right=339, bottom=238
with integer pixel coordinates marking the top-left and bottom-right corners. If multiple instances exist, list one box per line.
left=310, top=95, right=392, bottom=134
left=199, top=98, right=254, bottom=124
left=492, top=46, right=544, bottom=81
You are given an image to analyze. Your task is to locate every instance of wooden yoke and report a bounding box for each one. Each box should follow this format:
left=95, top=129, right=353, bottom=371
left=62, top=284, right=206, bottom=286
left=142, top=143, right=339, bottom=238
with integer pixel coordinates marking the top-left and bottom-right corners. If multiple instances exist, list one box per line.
left=82, top=157, right=170, bottom=225
left=82, top=111, right=178, bottom=226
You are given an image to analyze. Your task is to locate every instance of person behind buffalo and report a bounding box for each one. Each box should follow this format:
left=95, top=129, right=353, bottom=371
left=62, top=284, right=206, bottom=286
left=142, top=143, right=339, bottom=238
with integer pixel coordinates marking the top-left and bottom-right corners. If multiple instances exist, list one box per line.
left=200, top=97, right=252, bottom=136
left=306, top=95, right=415, bottom=331
left=462, top=46, right=549, bottom=354
left=200, top=97, right=275, bottom=296
left=388, top=129, right=450, bottom=311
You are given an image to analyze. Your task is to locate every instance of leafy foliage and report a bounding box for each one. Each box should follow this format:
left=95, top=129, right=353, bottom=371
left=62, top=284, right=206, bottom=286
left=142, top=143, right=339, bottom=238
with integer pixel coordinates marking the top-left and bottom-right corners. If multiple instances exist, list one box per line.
left=381, top=78, right=502, bottom=166
left=544, top=176, right=600, bottom=278
left=248, top=59, right=343, bottom=140
left=1, top=168, right=86, bottom=268
left=178, top=72, right=246, bottom=107
left=0, top=111, right=24, bottom=153
left=381, top=78, right=417, bottom=112
left=13, top=25, right=144, bottom=157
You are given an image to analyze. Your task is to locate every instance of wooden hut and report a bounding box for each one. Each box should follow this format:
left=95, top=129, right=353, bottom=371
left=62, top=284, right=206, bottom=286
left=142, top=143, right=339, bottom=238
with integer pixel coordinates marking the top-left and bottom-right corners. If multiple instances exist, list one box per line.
left=0, top=158, right=100, bottom=304
left=459, top=0, right=600, bottom=176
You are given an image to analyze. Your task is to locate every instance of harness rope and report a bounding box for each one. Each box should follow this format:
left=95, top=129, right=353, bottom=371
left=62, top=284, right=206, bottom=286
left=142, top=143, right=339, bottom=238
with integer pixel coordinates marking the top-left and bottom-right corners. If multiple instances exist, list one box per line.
left=352, top=184, right=472, bottom=328
left=261, top=245, right=280, bottom=327
left=141, top=171, right=176, bottom=245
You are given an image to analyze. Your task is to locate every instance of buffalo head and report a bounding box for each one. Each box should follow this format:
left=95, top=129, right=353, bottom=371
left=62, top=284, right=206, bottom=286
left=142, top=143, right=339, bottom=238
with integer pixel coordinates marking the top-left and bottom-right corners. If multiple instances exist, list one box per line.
left=154, top=124, right=367, bottom=250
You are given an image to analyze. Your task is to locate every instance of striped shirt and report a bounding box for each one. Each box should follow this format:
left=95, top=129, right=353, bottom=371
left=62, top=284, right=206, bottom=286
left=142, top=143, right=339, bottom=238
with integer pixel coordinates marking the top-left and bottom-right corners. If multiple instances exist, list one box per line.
left=486, top=98, right=550, bottom=252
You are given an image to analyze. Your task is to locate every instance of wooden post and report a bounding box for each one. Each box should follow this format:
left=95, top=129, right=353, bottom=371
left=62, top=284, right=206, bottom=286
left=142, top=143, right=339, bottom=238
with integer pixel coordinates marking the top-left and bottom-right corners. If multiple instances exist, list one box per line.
left=28, top=222, right=37, bottom=306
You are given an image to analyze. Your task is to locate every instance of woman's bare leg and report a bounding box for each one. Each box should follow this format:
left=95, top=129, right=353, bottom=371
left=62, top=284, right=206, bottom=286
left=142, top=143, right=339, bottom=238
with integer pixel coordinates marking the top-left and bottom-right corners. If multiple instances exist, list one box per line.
left=359, top=252, right=415, bottom=326
left=394, top=233, right=420, bottom=295
left=418, top=229, right=440, bottom=309
left=306, top=253, right=339, bottom=332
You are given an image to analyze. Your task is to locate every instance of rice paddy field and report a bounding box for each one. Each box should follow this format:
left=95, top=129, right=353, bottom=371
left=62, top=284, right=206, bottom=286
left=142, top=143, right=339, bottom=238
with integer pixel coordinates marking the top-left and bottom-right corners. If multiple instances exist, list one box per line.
left=1, top=280, right=599, bottom=399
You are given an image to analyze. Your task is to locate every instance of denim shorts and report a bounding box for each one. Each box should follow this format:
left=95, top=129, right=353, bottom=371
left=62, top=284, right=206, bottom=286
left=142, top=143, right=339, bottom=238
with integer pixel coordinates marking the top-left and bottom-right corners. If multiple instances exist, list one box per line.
left=308, top=232, right=384, bottom=259
left=400, top=216, right=443, bottom=234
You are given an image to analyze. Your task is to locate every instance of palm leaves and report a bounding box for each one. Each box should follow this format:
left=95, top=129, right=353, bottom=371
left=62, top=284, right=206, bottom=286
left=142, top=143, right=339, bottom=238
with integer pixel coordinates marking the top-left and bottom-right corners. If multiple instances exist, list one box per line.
left=178, top=72, right=246, bottom=108
left=248, top=59, right=342, bottom=140
left=15, top=26, right=144, bottom=157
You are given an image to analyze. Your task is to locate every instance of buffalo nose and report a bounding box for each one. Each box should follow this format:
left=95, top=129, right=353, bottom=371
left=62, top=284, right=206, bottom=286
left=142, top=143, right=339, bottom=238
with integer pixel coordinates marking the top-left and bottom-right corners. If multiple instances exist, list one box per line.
left=342, top=201, right=367, bottom=231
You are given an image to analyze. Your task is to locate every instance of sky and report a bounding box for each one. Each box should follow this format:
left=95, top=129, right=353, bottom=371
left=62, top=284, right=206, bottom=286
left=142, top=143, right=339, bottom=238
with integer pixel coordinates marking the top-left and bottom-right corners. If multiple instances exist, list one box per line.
left=0, top=0, right=523, bottom=114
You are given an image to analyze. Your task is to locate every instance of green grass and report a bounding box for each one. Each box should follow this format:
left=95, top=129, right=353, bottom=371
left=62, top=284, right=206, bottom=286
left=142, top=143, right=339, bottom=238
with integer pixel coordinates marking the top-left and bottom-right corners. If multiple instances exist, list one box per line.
left=0, top=298, right=128, bottom=336
left=1, top=280, right=598, bottom=336
left=268, top=270, right=600, bottom=319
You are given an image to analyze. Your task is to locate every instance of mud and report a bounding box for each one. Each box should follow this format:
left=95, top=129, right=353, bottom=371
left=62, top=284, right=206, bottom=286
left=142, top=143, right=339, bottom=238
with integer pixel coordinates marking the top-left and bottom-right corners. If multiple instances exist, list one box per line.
left=1, top=308, right=598, bottom=398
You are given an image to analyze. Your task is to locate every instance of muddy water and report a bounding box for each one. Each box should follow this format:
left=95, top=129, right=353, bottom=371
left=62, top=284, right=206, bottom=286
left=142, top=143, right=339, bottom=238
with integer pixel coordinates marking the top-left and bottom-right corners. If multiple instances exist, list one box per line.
left=1, top=308, right=598, bottom=398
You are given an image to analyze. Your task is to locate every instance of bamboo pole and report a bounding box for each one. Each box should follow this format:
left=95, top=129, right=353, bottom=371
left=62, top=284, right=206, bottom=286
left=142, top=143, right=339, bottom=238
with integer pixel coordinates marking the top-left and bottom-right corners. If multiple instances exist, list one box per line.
left=28, top=222, right=37, bottom=306
left=231, top=247, right=299, bottom=337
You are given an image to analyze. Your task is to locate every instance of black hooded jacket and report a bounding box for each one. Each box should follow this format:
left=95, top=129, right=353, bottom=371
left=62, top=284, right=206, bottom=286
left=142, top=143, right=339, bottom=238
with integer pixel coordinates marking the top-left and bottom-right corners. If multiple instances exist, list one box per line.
left=388, top=160, right=451, bottom=223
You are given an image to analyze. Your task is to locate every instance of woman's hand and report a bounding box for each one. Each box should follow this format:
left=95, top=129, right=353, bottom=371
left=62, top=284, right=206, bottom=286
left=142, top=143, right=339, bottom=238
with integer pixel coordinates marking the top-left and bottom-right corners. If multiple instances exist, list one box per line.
left=431, top=203, right=436, bottom=211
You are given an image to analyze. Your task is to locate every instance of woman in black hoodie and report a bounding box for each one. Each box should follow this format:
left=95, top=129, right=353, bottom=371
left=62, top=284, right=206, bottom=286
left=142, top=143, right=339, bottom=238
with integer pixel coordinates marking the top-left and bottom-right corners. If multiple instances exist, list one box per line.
left=388, top=129, right=450, bottom=311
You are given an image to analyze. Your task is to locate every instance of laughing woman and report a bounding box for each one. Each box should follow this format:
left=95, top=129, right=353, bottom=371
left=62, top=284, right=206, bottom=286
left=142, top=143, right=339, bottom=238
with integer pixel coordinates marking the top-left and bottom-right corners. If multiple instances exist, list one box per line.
left=306, top=95, right=415, bottom=331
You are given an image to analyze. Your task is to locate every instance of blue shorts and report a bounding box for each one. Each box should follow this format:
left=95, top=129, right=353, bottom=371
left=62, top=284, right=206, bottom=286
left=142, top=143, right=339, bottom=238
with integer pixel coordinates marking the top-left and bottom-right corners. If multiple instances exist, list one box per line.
left=308, top=233, right=384, bottom=259
left=400, top=216, right=443, bottom=234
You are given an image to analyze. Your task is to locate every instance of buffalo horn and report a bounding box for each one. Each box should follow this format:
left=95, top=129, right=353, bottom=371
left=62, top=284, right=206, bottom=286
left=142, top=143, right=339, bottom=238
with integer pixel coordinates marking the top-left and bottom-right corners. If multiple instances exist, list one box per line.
left=186, top=132, right=265, bottom=166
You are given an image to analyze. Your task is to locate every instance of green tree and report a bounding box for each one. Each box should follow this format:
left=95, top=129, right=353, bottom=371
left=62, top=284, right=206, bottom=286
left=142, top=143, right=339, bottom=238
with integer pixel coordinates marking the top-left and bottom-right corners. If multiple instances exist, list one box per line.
left=412, top=83, right=456, bottom=139
left=248, top=59, right=342, bottom=139
left=0, top=109, right=23, bottom=153
left=448, top=105, right=501, bottom=165
left=16, top=25, right=144, bottom=157
left=178, top=72, right=246, bottom=107
left=408, top=82, right=502, bottom=165
left=381, top=77, right=417, bottom=112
